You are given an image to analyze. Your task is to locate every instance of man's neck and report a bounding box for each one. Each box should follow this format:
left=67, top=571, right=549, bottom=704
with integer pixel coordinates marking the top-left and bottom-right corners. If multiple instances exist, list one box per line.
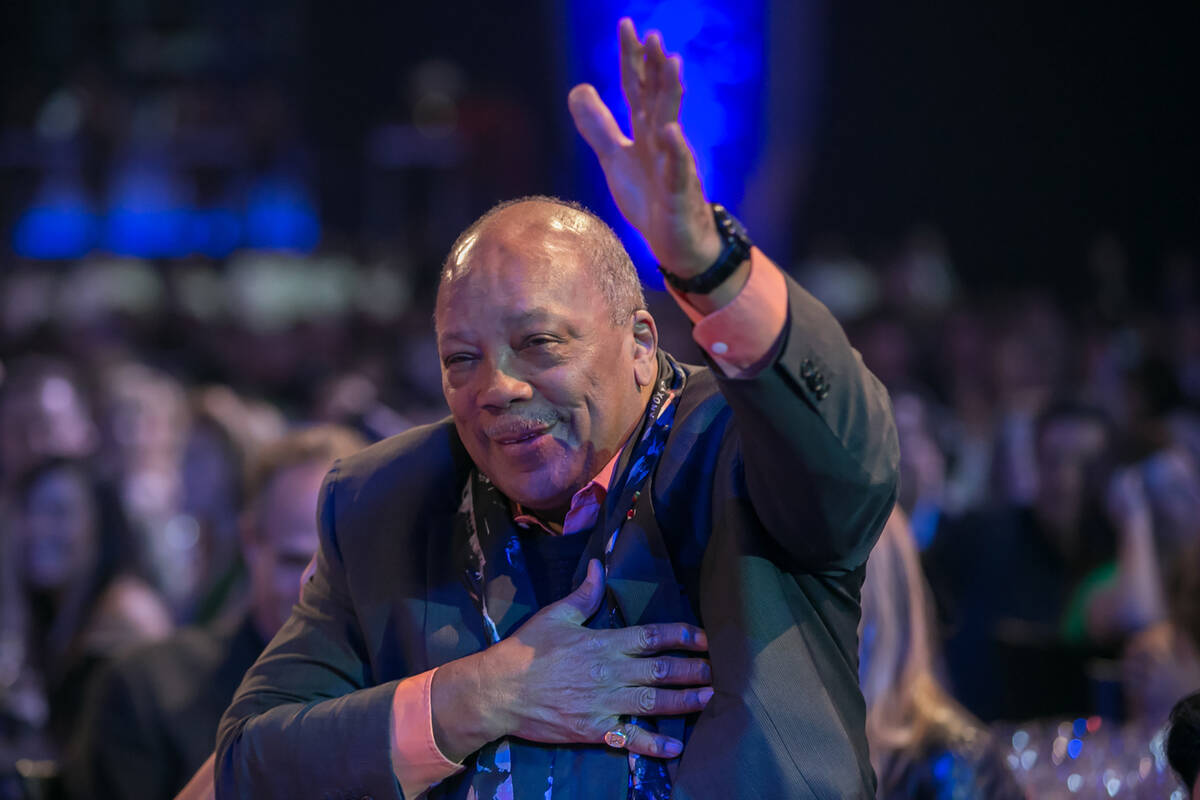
left=510, top=355, right=664, bottom=534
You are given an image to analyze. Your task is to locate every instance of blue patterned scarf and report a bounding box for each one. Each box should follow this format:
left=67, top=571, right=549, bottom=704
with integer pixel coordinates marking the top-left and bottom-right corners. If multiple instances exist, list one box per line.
left=454, top=354, right=690, bottom=800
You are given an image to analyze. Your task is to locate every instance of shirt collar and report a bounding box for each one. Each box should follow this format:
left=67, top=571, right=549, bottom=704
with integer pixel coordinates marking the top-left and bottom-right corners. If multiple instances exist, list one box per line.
left=511, top=438, right=626, bottom=535
left=510, top=354, right=664, bottom=535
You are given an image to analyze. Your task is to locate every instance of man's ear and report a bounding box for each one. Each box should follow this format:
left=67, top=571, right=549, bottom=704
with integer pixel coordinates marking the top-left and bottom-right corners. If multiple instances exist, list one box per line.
left=630, top=310, right=658, bottom=388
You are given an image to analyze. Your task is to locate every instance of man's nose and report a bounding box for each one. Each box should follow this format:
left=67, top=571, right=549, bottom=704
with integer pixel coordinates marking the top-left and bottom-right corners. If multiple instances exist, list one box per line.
left=478, top=355, right=534, bottom=408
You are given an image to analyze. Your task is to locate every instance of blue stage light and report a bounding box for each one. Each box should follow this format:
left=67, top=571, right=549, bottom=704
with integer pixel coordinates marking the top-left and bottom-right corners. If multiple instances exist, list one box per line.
left=188, top=208, right=243, bottom=258
left=565, top=0, right=765, bottom=286
left=244, top=177, right=321, bottom=252
left=101, top=164, right=192, bottom=258
left=12, top=175, right=97, bottom=259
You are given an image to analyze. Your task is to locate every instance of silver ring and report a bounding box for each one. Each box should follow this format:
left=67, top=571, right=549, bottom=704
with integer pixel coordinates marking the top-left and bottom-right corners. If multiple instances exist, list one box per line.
left=603, top=726, right=629, bottom=749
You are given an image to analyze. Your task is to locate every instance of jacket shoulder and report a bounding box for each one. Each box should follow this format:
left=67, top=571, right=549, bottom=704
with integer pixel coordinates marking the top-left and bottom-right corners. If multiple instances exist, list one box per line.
left=334, top=417, right=468, bottom=494
left=321, top=418, right=471, bottom=549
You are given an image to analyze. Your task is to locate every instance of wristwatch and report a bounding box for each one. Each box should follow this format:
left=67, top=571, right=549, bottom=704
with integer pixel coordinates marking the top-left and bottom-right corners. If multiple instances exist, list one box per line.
left=658, top=204, right=753, bottom=295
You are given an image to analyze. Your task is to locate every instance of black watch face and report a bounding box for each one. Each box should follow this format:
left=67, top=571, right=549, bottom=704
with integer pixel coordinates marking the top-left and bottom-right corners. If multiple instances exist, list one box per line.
left=714, top=207, right=751, bottom=248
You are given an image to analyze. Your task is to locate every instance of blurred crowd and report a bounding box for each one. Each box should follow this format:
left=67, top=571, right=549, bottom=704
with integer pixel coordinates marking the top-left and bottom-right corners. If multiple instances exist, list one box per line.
left=801, top=229, right=1200, bottom=797
left=2, top=4, right=1196, bottom=798
left=3, top=35, right=1200, bottom=800
left=2, top=222, right=1197, bottom=798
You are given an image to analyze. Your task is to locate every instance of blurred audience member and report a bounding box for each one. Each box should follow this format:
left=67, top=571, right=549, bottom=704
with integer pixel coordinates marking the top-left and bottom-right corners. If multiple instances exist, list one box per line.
left=179, top=386, right=285, bottom=624
left=65, top=425, right=365, bottom=800
left=1141, top=446, right=1200, bottom=578
left=0, top=458, right=171, bottom=758
left=989, top=296, right=1071, bottom=507
left=1167, top=691, right=1200, bottom=800
left=312, top=370, right=412, bottom=443
left=1122, top=535, right=1200, bottom=729
left=0, top=358, right=98, bottom=489
left=1095, top=448, right=1200, bottom=728
left=1060, top=465, right=1165, bottom=646
left=883, top=225, right=958, bottom=321
left=861, top=508, right=1022, bottom=799
left=924, top=403, right=1120, bottom=721
left=96, top=362, right=194, bottom=616
left=935, top=307, right=998, bottom=516
left=1120, top=355, right=1185, bottom=458
left=891, top=390, right=948, bottom=549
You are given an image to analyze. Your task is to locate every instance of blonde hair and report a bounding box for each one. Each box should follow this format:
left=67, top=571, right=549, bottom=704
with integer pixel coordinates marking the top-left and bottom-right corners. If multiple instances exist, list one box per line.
left=860, top=508, right=983, bottom=792
left=244, top=425, right=366, bottom=520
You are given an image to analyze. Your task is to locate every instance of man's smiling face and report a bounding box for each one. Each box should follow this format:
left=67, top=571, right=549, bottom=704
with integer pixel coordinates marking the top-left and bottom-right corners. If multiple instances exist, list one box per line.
left=435, top=202, right=655, bottom=517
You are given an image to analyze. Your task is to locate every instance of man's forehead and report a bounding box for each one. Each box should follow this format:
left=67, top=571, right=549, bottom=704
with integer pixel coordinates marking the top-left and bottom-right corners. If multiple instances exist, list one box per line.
left=439, top=249, right=603, bottom=324
left=437, top=293, right=583, bottom=343
left=446, top=202, right=592, bottom=277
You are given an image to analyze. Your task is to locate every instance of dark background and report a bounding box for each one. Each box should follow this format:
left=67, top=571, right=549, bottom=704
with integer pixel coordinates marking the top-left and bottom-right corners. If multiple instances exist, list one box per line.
left=806, top=2, right=1199, bottom=297
left=2, top=1, right=1196, bottom=296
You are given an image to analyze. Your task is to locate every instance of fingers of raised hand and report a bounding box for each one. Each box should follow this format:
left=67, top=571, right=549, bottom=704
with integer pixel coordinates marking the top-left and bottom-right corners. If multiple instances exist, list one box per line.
left=623, top=623, right=708, bottom=655
left=619, top=18, right=646, bottom=123
left=567, top=84, right=629, bottom=163
left=656, top=121, right=695, bottom=195
left=643, top=33, right=682, bottom=131
left=661, top=55, right=683, bottom=126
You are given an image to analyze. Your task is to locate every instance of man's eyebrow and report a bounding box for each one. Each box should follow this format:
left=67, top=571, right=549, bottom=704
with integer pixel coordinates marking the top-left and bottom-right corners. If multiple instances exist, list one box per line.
left=437, top=328, right=471, bottom=345
left=501, top=309, right=567, bottom=327
left=437, top=309, right=581, bottom=345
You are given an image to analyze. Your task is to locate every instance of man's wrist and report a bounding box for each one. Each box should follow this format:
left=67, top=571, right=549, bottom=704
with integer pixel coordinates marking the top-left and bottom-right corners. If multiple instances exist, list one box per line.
left=672, top=223, right=724, bottom=279
left=430, top=649, right=509, bottom=763
left=678, top=258, right=752, bottom=315
left=658, top=204, right=753, bottom=296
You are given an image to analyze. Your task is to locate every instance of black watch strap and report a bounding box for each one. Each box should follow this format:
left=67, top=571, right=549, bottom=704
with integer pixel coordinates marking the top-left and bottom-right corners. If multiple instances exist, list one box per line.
left=658, top=204, right=753, bottom=295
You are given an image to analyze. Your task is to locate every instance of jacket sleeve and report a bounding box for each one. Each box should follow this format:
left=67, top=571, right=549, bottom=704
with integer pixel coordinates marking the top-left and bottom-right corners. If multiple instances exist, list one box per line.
left=713, top=266, right=899, bottom=573
left=214, top=462, right=405, bottom=800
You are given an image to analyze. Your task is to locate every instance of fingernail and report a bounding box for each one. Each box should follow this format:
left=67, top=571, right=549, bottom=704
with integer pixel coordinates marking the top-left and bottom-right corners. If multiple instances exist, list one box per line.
left=699, top=687, right=714, bottom=704
left=664, top=740, right=683, bottom=757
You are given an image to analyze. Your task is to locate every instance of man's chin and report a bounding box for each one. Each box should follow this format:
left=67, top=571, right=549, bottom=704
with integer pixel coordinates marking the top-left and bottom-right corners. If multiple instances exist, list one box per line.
left=491, top=470, right=577, bottom=515
left=483, top=446, right=583, bottom=506
left=504, top=485, right=575, bottom=515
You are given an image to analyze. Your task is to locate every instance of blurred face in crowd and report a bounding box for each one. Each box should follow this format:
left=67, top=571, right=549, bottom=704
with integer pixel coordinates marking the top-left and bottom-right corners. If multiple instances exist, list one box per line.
left=893, top=392, right=945, bottom=511
left=244, top=460, right=326, bottom=639
left=104, top=368, right=189, bottom=472
left=1035, top=416, right=1109, bottom=535
left=1142, top=448, right=1200, bottom=549
left=22, top=465, right=97, bottom=591
left=181, top=422, right=240, bottom=523
left=436, top=202, right=656, bottom=517
left=1, top=373, right=95, bottom=482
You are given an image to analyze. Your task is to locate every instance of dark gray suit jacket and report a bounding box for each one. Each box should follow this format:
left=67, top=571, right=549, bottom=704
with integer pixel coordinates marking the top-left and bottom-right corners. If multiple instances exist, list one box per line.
left=216, top=276, right=899, bottom=799
left=67, top=616, right=264, bottom=800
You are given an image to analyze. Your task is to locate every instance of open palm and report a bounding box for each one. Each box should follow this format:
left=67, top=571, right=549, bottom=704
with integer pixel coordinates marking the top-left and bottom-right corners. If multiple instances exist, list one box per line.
left=568, top=19, right=721, bottom=277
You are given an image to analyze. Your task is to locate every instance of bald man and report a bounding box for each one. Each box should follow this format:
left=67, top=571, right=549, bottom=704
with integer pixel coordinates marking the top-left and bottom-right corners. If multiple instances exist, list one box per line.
left=217, top=20, right=897, bottom=800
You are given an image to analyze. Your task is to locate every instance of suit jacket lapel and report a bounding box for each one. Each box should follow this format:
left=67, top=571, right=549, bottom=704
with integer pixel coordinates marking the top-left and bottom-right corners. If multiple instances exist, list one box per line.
left=468, top=472, right=539, bottom=641
left=603, top=490, right=697, bottom=629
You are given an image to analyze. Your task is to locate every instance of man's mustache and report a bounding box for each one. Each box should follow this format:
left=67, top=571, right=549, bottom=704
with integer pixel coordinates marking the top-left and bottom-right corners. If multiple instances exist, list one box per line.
left=484, top=411, right=562, bottom=443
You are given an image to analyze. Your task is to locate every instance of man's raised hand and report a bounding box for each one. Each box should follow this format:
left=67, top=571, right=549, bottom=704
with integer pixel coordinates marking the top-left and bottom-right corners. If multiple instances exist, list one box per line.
left=568, top=18, right=723, bottom=279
